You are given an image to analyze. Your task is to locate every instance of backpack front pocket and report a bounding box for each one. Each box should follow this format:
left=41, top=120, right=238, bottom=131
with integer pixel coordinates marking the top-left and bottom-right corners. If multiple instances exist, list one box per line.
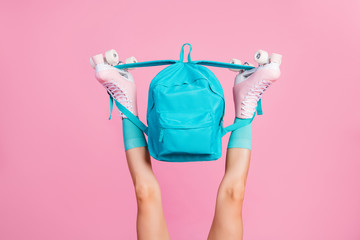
left=157, top=111, right=216, bottom=155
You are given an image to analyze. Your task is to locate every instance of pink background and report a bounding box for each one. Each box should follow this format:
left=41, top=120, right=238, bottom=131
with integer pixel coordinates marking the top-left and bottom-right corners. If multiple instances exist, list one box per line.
left=1, top=0, right=359, bottom=239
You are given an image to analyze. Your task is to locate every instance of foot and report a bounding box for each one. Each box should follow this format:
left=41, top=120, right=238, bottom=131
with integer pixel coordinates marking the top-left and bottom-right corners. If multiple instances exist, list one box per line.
left=91, top=52, right=138, bottom=118
left=233, top=51, right=282, bottom=119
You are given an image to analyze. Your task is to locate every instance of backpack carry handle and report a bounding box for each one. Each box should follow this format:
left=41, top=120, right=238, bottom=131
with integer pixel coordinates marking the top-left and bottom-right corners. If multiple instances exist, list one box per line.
left=179, top=43, right=192, bottom=62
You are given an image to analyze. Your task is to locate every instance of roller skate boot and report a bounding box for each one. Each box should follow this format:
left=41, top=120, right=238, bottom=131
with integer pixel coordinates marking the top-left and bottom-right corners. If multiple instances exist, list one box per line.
left=90, top=49, right=138, bottom=118
left=233, top=50, right=282, bottom=119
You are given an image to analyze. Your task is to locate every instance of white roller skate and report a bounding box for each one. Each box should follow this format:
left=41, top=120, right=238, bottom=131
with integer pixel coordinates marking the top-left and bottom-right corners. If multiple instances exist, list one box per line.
left=233, top=50, right=282, bottom=119
left=90, top=49, right=138, bottom=118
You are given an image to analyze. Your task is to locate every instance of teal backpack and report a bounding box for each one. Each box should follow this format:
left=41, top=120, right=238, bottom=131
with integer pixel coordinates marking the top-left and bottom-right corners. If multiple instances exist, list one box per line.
left=109, top=43, right=262, bottom=162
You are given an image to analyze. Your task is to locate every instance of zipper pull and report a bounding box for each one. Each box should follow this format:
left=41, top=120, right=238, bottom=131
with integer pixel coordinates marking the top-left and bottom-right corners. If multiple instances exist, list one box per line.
left=159, top=128, right=164, bottom=142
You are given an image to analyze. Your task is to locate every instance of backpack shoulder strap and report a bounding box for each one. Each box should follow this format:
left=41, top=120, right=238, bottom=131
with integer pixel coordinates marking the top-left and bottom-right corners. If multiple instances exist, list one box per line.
left=108, top=93, right=149, bottom=136
left=191, top=58, right=262, bottom=136
left=109, top=60, right=180, bottom=135
left=221, top=99, right=263, bottom=137
left=114, top=60, right=178, bottom=70
left=192, top=60, right=255, bottom=70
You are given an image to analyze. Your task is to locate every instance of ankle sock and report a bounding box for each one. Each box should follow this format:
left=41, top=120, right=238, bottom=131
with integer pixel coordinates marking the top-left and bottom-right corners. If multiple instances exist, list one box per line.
left=227, top=117, right=252, bottom=150
left=122, top=117, right=148, bottom=151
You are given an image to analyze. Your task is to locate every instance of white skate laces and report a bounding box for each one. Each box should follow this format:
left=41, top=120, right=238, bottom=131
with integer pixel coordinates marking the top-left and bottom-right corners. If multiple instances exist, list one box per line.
left=91, top=49, right=138, bottom=119
left=241, top=79, right=271, bottom=118
left=103, top=80, right=133, bottom=118
left=230, top=50, right=282, bottom=119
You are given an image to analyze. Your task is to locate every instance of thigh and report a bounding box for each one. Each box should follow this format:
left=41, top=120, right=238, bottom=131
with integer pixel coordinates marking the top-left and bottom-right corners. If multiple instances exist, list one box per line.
left=125, top=146, right=157, bottom=186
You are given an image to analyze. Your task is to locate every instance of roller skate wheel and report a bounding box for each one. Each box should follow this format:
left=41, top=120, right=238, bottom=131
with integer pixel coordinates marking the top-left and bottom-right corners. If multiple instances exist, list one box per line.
left=105, top=49, right=119, bottom=66
left=254, top=50, right=269, bottom=65
left=125, top=56, right=137, bottom=70
left=126, top=56, right=137, bottom=64
left=90, top=57, right=95, bottom=69
left=229, top=58, right=242, bottom=72
left=270, top=53, right=282, bottom=65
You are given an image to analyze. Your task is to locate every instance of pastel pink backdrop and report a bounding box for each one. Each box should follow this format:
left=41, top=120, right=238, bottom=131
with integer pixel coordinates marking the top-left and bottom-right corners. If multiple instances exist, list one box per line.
left=1, top=0, right=359, bottom=239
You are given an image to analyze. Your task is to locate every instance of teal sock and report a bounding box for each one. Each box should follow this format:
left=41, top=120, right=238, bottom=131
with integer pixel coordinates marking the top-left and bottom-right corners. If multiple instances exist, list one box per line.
left=122, top=117, right=148, bottom=151
left=227, top=117, right=252, bottom=150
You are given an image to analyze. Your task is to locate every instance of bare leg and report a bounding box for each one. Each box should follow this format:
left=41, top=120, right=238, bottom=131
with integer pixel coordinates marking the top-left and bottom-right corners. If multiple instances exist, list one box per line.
left=206, top=49, right=281, bottom=239
left=207, top=148, right=251, bottom=240
left=125, top=146, right=171, bottom=240
left=91, top=51, right=170, bottom=239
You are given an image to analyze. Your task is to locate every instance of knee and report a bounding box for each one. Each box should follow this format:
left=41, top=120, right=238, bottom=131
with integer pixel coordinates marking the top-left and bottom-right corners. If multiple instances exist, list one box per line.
left=135, top=181, right=161, bottom=203
left=222, top=181, right=246, bottom=202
